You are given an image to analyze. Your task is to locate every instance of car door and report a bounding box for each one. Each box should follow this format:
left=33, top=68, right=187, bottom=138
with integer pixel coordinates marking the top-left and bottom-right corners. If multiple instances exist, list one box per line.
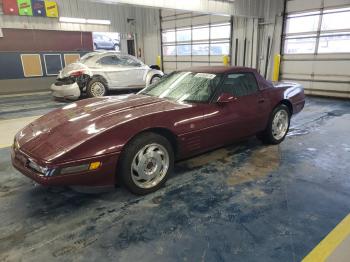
left=117, top=55, right=149, bottom=88
left=201, top=72, right=270, bottom=150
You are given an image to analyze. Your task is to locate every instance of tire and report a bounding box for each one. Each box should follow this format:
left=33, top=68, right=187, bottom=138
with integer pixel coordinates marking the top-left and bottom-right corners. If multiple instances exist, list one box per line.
left=257, top=104, right=291, bottom=145
left=86, top=77, right=108, bottom=98
left=118, top=132, right=174, bottom=195
left=150, top=74, right=162, bottom=85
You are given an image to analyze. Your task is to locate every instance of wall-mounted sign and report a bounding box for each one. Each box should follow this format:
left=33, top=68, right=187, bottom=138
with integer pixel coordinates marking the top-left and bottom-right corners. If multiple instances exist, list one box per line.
left=3, top=0, right=19, bottom=15
left=44, top=0, right=58, bottom=18
left=17, top=0, right=33, bottom=16
left=2, top=0, right=58, bottom=18
left=32, top=0, right=46, bottom=17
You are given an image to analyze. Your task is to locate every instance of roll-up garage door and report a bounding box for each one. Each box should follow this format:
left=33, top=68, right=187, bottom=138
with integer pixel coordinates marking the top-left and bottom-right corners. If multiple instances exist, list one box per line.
left=281, top=0, right=350, bottom=98
left=161, top=10, right=232, bottom=74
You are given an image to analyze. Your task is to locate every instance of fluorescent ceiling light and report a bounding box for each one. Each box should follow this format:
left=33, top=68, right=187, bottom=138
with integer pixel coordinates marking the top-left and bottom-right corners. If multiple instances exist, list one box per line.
left=87, top=19, right=111, bottom=25
left=59, top=17, right=87, bottom=24
left=59, top=17, right=111, bottom=25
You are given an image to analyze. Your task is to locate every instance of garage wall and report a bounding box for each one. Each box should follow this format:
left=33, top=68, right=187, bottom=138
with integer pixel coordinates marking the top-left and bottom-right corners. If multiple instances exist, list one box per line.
left=280, top=0, right=350, bottom=98
left=232, top=3, right=283, bottom=80
left=0, top=1, right=161, bottom=64
left=0, top=0, right=135, bottom=33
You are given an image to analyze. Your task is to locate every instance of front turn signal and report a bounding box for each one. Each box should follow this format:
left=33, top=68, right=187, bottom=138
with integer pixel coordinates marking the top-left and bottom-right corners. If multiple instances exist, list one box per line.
left=89, top=161, right=102, bottom=170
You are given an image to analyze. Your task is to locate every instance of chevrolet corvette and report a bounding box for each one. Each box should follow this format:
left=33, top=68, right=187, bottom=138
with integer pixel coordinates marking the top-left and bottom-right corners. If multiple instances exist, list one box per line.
left=12, top=66, right=305, bottom=195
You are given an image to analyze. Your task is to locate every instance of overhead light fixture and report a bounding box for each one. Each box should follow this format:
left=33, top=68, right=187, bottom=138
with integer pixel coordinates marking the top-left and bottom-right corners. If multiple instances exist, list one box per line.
left=59, top=17, right=111, bottom=25
left=59, top=17, right=86, bottom=24
left=86, top=19, right=111, bottom=25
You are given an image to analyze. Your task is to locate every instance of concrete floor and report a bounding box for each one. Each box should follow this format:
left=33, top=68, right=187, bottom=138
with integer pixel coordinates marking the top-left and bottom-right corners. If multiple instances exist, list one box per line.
left=0, top=93, right=349, bottom=261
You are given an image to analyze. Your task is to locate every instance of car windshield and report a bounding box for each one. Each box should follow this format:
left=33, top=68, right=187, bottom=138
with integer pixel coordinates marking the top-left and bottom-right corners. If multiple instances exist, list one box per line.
left=139, top=71, right=222, bottom=103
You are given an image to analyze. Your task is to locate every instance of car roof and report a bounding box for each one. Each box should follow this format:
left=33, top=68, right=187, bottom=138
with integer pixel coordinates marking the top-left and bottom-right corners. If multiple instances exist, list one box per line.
left=179, top=66, right=258, bottom=74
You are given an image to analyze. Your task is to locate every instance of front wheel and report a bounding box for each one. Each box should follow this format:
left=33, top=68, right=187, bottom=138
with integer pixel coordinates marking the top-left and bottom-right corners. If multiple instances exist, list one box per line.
left=257, top=104, right=291, bottom=145
left=118, top=132, right=174, bottom=195
left=86, top=77, right=108, bottom=98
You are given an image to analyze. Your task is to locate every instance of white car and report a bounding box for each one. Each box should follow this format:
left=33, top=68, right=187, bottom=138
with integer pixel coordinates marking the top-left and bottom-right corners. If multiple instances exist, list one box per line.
left=51, top=52, right=164, bottom=100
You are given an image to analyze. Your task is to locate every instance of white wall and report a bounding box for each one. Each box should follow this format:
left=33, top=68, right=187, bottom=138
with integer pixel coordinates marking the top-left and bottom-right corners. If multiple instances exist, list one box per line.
left=0, top=0, right=162, bottom=65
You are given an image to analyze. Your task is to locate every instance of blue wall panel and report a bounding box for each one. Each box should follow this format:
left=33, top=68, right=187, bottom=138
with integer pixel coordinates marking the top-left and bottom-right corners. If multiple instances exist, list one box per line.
left=0, top=51, right=87, bottom=80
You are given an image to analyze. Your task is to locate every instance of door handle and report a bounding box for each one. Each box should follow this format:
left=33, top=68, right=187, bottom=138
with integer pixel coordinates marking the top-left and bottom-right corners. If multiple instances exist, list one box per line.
left=258, top=98, right=265, bottom=104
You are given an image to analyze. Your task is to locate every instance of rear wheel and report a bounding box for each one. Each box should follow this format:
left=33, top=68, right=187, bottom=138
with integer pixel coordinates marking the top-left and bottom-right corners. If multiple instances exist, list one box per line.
left=118, top=132, right=174, bottom=195
left=86, top=77, right=108, bottom=98
left=257, top=104, right=290, bottom=145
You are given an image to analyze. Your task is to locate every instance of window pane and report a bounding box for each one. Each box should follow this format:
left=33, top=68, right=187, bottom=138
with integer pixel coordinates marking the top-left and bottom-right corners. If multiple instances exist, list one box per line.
left=176, top=29, right=191, bottom=42
left=210, top=42, right=230, bottom=55
left=98, top=55, right=119, bottom=65
left=163, top=45, right=176, bottom=56
left=193, top=26, right=209, bottom=40
left=177, top=45, right=191, bottom=55
left=321, top=10, right=350, bottom=31
left=162, top=31, right=175, bottom=43
left=222, top=73, right=258, bottom=97
left=192, top=44, right=209, bottom=55
left=318, top=34, right=350, bottom=53
left=211, top=24, right=231, bottom=39
left=284, top=36, right=317, bottom=54
left=286, top=14, right=320, bottom=34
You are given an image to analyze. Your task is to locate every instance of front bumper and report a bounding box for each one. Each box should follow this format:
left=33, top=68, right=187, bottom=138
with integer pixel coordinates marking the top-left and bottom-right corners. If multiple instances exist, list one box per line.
left=50, top=82, right=81, bottom=100
left=11, top=147, right=119, bottom=187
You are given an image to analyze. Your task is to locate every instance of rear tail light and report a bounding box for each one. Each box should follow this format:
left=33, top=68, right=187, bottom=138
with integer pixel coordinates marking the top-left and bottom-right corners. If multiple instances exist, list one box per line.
left=70, top=70, right=85, bottom=77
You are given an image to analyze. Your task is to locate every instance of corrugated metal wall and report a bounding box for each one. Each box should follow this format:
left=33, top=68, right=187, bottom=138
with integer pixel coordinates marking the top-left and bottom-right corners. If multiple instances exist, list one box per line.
left=280, top=0, right=350, bottom=98
left=0, top=1, right=161, bottom=65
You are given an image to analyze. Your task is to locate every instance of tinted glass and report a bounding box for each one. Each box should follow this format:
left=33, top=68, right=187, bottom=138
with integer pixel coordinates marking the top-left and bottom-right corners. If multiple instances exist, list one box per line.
left=221, top=73, right=258, bottom=97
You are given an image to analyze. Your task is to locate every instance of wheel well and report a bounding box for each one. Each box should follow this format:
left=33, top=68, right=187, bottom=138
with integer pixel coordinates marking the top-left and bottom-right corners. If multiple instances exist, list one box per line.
left=141, top=128, right=178, bottom=157
left=115, top=127, right=178, bottom=183
left=152, top=74, right=162, bottom=80
left=280, top=99, right=293, bottom=115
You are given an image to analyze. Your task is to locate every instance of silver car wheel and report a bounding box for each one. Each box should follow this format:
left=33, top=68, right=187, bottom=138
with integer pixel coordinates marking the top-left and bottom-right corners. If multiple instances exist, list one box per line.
left=131, top=143, right=169, bottom=189
left=151, top=76, right=161, bottom=84
left=90, top=82, right=105, bottom=97
left=272, top=109, right=289, bottom=140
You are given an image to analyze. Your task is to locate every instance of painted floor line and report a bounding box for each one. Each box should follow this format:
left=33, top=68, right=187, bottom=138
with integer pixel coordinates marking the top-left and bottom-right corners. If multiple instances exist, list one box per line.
left=0, top=91, right=50, bottom=99
left=302, top=214, right=350, bottom=262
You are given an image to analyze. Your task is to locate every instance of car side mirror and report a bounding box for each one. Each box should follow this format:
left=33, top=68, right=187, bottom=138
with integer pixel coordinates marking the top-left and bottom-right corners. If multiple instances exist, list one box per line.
left=216, top=93, right=236, bottom=104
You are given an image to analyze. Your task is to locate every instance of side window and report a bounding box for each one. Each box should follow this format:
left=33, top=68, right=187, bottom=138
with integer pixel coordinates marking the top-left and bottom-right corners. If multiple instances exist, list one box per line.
left=221, top=73, right=259, bottom=97
left=97, top=55, right=120, bottom=65
left=119, top=56, right=142, bottom=67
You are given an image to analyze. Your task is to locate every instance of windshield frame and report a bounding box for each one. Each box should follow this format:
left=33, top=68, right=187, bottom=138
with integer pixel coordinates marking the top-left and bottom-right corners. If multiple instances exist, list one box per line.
left=138, top=71, right=224, bottom=104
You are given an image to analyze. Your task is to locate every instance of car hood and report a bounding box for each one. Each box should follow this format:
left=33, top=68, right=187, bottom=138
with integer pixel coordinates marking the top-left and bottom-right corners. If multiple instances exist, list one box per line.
left=17, top=94, right=186, bottom=162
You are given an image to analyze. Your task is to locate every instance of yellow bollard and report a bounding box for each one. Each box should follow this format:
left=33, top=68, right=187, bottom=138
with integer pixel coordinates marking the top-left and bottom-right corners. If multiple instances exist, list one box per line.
left=272, top=54, right=281, bottom=82
left=156, top=55, right=161, bottom=69
left=223, top=55, right=229, bottom=66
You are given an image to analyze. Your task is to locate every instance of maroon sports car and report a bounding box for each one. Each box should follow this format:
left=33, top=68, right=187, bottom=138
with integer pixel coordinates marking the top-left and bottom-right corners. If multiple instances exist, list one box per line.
left=12, top=67, right=305, bottom=194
